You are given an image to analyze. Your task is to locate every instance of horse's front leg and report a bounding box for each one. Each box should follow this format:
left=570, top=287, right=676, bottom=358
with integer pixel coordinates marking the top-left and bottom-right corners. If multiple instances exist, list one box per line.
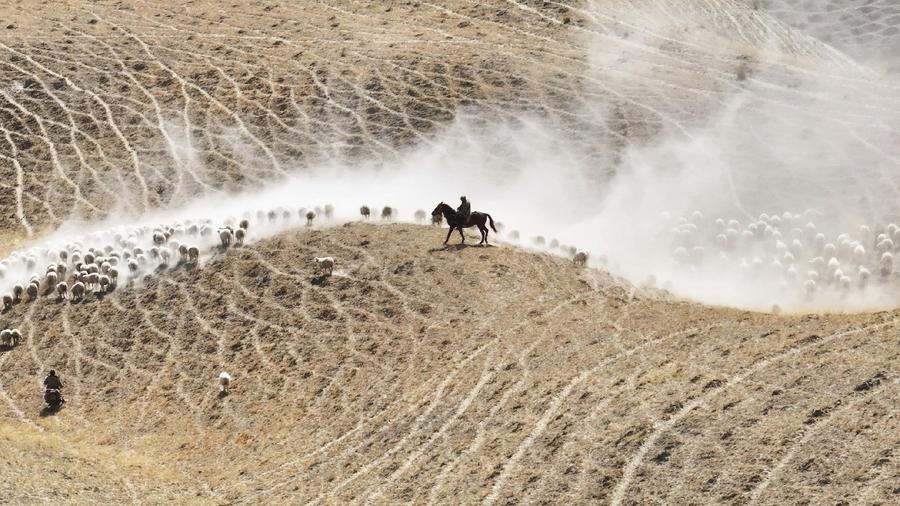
left=444, top=227, right=454, bottom=245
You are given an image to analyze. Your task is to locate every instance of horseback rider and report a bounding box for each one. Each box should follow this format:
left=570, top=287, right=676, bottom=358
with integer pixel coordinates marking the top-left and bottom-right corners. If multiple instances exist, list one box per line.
left=456, top=196, right=471, bottom=225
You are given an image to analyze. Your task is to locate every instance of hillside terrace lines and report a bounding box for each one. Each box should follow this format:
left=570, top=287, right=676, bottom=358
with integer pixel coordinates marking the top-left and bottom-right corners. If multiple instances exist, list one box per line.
left=608, top=317, right=897, bottom=506
left=747, top=376, right=897, bottom=504
left=66, top=24, right=220, bottom=199
left=0, top=42, right=152, bottom=211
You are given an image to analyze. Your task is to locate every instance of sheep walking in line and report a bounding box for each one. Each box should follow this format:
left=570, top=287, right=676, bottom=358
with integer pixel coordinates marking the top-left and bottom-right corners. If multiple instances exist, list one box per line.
left=71, top=282, right=85, bottom=302
left=188, top=246, right=200, bottom=264
left=381, top=206, right=394, bottom=221
left=2, top=294, right=12, bottom=311
left=415, top=209, right=426, bottom=223
left=219, top=371, right=232, bottom=395
left=235, top=228, right=246, bottom=247
left=239, top=219, right=249, bottom=231
left=99, top=275, right=111, bottom=294
left=360, top=205, right=371, bottom=220
left=306, top=210, right=317, bottom=227
left=26, top=283, right=39, bottom=302
left=314, top=257, right=335, bottom=277
left=86, top=273, right=100, bottom=292
left=12, top=284, right=24, bottom=302
left=1, top=329, right=21, bottom=347
left=573, top=251, right=589, bottom=267
left=324, top=204, right=335, bottom=219
left=219, top=228, right=234, bottom=249
left=56, top=282, right=68, bottom=301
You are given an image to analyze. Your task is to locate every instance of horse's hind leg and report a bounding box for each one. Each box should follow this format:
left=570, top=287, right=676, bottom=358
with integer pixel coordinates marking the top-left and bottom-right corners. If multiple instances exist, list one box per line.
left=458, top=228, right=466, bottom=244
left=478, top=224, right=487, bottom=245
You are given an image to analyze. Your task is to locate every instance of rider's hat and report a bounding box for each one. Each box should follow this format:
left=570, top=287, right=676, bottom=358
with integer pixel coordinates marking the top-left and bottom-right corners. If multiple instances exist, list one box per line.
left=49, top=369, right=56, bottom=375
left=460, top=196, right=467, bottom=200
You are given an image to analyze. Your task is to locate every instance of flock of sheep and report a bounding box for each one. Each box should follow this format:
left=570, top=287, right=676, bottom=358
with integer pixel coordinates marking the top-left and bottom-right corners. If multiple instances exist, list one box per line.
left=660, top=209, right=900, bottom=301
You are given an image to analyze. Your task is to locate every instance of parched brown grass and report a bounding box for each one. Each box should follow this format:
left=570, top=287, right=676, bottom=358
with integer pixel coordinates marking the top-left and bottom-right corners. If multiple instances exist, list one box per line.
left=0, top=1, right=898, bottom=504
left=0, top=223, right=896, bottom=504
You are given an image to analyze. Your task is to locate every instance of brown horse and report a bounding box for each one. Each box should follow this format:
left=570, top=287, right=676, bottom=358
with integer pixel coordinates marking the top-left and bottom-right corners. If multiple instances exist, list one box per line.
left=431, top=202, right=497, bottom=245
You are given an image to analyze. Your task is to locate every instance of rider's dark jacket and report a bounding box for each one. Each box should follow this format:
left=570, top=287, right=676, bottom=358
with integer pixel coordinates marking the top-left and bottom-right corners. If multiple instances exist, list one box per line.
left=456, top=200, right=471, bottom=223
left=43, top=375, right=62, bottom=390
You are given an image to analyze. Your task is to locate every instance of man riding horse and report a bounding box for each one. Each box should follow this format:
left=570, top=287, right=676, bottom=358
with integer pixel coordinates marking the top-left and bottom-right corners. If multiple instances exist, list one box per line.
left=432, top=199, right=497, bottom=245
left=456, top=196, right=471, bottom=224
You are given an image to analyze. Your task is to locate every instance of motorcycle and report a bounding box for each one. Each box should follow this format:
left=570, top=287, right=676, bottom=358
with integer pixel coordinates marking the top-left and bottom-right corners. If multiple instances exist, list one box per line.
left=43, top=388, right=64, bottom=411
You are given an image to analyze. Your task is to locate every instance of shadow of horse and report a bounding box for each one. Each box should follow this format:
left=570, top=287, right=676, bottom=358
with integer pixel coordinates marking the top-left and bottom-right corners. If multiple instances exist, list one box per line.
left=429, top=243, right=496, bottom=253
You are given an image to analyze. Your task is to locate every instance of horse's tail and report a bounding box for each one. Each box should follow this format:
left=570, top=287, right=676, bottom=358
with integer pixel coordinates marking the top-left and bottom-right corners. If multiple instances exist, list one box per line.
left=486, top=213, right=497, bottom=232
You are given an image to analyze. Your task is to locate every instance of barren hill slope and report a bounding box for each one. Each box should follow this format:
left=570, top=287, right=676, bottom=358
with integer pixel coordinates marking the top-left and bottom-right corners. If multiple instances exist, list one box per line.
left=0, top=223, right=896, bottom=504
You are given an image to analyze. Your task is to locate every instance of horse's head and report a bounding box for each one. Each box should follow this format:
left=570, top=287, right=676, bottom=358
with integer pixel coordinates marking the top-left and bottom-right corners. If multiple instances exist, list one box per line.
left=431, top=202, right=447, bottom=216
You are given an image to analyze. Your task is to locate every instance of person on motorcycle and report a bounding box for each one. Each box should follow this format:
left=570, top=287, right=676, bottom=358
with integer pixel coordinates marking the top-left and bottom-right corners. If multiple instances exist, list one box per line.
left=43, top=369, right=64, bottom=408
left=456, top=196, right=471, bottom=225
left=44, top=369, right=63, bottom=390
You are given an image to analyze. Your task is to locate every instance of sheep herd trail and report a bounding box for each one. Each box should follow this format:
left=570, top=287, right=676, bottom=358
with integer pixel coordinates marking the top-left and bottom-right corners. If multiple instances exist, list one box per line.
left=0, top=1, right=898, bottom=504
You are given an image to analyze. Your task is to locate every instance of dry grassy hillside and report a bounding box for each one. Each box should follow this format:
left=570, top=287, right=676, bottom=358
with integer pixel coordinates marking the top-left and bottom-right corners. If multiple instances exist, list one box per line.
left=0, top=0, right=881, bottom=237
left=0, top=223, right=896, bottom=504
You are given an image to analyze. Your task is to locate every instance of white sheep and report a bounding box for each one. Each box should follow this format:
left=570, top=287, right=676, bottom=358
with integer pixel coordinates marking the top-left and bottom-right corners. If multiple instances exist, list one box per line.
left=9, top=329, right=20, bottom=346
left=324, top=204, right=335, bottom=219
left=804, top=279, right=817, bottom=295
left=71, top=282, right=85, bottom=302
left=178, top=244, right=189, bottom=262
left=219, top=371, right=232, bottom=394
left=314, top=256, right=335, bottom=276
left=153, top=231, right=166, bottom=246
left=858, top=266, right=871, bottom=288
left=880, top=252, right=893, bottom=277
left=87, top=273, right=100, bottom=292
left=414, top=209, right=426, bottom=223
left=573, top=251, right=589, bottom=267
left=56, top=282, right=68, bottom=301
left=839, top=275, right=852, bottom=293
left=0, top=329, right=9, bottom=346
left=26, top=283, right=39, bottom=302
left=219, top=228, right=234, bottom=248
left=852, top=244, right=866, bottom=264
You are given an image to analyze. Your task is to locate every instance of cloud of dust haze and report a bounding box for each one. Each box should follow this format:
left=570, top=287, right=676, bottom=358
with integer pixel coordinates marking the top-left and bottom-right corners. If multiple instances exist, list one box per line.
left=5, top=2, right=900, bottom=314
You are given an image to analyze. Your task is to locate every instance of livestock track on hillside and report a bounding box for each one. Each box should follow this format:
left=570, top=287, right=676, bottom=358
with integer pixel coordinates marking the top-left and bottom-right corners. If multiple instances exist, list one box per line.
left=0, top=1, right=899, bottom=504
left=0, top=223, right=896, bottom=504
left=1, top=0, right=899, bottom=236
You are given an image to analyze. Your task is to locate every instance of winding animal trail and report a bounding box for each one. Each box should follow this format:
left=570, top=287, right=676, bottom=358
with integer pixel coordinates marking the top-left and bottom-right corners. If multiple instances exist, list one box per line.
left=1, top=0, right=899, bottom=503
